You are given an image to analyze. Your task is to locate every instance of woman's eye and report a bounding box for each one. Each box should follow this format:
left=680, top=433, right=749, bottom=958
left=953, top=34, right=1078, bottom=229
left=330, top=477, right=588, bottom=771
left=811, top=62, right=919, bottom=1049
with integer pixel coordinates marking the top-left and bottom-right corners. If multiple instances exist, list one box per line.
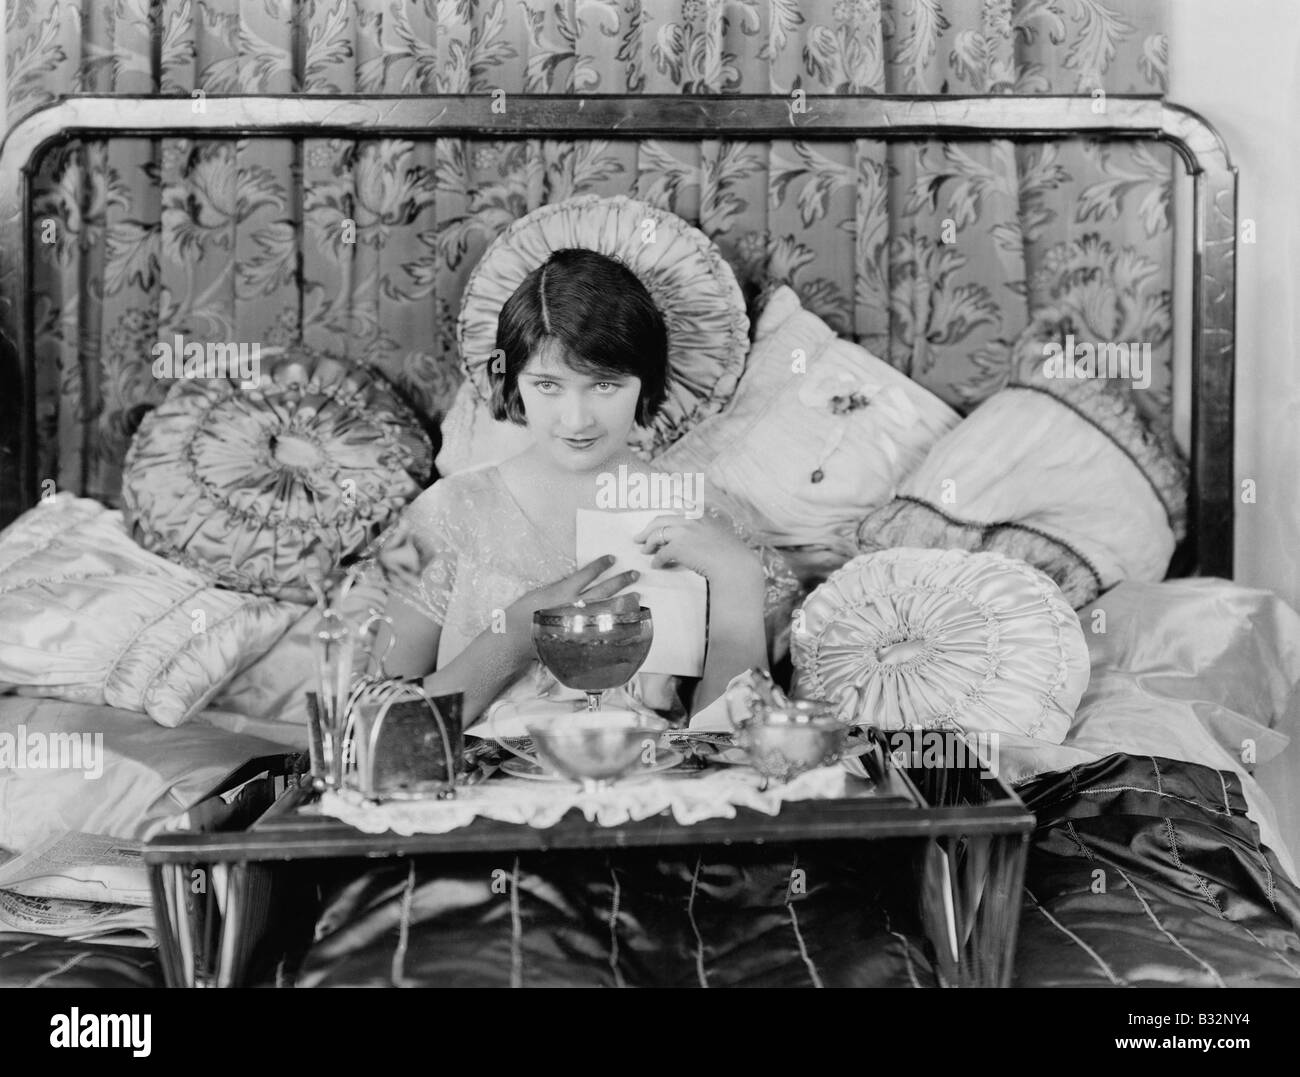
left=534, top=380, right=557, bottom=392
left=593, top=382, right=621, bottom=393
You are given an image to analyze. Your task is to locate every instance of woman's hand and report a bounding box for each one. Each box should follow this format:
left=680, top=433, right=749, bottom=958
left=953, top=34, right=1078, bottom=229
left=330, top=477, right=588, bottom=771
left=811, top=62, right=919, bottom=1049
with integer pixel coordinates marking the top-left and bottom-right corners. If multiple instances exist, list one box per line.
left=632, top=514, right=769, bottom=715
left=632, top=513, right=763, bottom=586
left=502, top=555, right=641, bottom=661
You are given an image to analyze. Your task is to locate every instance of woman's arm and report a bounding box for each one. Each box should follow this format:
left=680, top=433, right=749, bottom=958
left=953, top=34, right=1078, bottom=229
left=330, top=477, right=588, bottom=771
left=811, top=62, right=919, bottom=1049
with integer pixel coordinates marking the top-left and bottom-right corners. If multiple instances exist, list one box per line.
left=693, top=560, right=769, bottom=715
left=377, top=596, right=443, bottom=679
left=422, top=629, right=533, bottom=725
left=376, top=595, right=532, bottom=725
left=630, top=510, right=773, bottom=718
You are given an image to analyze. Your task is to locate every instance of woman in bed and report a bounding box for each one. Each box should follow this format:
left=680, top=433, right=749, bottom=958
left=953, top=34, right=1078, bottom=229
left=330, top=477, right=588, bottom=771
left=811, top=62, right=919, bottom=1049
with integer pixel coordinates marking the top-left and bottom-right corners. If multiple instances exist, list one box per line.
left=377, top=247, right=782, bottom=726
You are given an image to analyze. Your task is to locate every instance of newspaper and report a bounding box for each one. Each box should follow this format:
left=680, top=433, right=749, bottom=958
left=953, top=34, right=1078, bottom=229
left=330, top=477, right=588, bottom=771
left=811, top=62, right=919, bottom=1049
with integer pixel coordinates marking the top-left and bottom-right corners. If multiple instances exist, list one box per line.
left=0, top=890, right=156, bottom=947
left=0, top=832, right=150, bottom=906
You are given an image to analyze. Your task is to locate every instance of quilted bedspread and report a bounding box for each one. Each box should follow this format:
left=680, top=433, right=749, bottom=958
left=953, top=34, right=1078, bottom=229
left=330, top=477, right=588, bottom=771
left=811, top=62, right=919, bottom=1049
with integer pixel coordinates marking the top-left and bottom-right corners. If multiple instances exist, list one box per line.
left=0, top=933, right=163, bottom=988
left=293, top=753, right=1300, bottom=989
left=296, top=842, right=936, bottom=988
left=3, top=754, right=1296, bottom=988
left=1013, top=754, right=1300, bottom=987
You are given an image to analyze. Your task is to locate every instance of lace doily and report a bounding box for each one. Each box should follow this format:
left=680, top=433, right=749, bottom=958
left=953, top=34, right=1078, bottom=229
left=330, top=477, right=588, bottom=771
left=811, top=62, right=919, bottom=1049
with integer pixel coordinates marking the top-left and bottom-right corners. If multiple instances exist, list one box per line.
left=314, top=764, right=852, bottom=835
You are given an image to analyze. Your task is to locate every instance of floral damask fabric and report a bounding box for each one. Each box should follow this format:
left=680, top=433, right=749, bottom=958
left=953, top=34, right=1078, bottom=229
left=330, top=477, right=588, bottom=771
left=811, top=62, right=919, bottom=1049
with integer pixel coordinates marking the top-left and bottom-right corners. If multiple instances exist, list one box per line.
left=3, top=0, right=1170, bottom=512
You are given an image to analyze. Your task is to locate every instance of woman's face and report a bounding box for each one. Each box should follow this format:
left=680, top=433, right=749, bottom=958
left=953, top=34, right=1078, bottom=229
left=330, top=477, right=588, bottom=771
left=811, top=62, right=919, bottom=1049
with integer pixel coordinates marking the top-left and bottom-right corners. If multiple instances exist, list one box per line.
left=517, top=340, right=642, bottom=474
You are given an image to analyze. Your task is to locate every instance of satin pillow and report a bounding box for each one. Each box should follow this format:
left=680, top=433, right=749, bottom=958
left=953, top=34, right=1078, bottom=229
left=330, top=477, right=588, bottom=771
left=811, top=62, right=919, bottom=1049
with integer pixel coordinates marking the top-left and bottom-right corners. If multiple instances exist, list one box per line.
left=791, top=547, right=1090, bottom=743
left=440, top=194, right=749, bottom=474
left=0, top=695, right=288, bottom=854
left=122, top=345, right=433, bottom=602
left=654, top=286, right=959, bottom=553
left=0, top=495, right=295, bottom=727
left=856, top=323, right=1187, bottom=609
left=1077, top=579, right=1300, bottom=762
left=209, top=575, right=392, bottom=728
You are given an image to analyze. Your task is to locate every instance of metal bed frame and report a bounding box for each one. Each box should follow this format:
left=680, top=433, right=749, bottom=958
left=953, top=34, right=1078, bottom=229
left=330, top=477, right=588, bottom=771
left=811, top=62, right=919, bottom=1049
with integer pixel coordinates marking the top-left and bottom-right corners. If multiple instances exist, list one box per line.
left=0, top=93, right=1236, bottom=575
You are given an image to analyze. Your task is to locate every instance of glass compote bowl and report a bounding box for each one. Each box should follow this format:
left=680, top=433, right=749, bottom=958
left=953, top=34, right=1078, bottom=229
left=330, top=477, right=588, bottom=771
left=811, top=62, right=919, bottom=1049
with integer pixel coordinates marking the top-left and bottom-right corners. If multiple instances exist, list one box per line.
left=532, top=597, right=653, bottom=711
left=526, top=711, right=670, bottom=794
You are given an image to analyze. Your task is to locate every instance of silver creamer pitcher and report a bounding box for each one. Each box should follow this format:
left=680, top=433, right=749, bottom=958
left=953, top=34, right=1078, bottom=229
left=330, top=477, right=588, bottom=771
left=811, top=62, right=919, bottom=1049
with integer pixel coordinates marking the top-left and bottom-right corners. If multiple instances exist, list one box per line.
left=723, top=669, right=862, bottom=785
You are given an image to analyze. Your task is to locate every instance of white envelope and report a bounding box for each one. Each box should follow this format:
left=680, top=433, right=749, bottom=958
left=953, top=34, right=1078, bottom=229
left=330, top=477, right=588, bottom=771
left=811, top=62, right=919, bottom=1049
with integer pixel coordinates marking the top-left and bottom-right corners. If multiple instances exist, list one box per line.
left=576, top=508, right=707, bottom=678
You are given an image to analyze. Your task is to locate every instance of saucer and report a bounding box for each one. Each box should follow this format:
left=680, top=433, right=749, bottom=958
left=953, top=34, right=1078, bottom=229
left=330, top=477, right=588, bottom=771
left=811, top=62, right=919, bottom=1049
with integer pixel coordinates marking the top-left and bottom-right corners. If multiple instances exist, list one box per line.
left=500, top=748, right=684, bottom=783
left=711, top=738, right=871, bottom=768
left=465, top=698, right=584, bottom=741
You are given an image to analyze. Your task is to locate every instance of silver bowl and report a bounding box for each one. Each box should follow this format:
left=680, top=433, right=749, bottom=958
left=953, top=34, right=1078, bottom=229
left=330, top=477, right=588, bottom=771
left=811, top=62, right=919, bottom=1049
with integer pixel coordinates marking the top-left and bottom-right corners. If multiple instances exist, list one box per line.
left=526, top=712, right=670, bottom=789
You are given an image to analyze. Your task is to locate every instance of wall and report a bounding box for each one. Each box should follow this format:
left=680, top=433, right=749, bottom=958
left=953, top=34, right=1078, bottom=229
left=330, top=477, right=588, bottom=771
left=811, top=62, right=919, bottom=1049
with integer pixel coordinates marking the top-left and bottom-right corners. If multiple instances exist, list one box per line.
left=1170, top=0, right=1300, bottom=606
left=1170, top=0, right=1300, bottom=871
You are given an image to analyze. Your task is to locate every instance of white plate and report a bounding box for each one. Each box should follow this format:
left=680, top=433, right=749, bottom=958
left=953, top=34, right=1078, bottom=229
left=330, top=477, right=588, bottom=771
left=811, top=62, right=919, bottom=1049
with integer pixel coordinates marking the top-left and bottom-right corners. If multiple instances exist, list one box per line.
left=500, top=748, right=684, bottom=783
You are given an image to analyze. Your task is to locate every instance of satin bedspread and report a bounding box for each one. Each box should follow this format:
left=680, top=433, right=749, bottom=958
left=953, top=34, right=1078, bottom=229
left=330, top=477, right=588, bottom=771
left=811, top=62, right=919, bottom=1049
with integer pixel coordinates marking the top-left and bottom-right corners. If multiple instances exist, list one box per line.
left=291, top=754, right=1300, bottom=988
left=1014, top=754, right=1300, bottom=987
left=296, top=841, right=937, bottom=988
left=0, top=934, right=163, bottom=988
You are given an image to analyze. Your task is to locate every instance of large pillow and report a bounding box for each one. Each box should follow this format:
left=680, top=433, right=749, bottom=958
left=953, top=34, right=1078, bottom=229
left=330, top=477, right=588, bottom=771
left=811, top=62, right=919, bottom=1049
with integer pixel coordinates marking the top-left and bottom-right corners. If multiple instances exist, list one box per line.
left=440, top=194, right=749, bottom=474
left=1077, top=579, right=1300, bottom=764
left=654, top=286, right=959, bottom=553
left=0, top=695, right=288, bottom=854
left=791, top=547, right=1090, bottom=743
left=0, top=495, right=295, bottom=726
left=209, top=573, right=392, bottom=729
left=434, top=378, right=535, bottom=476
left=122, top=344, right=433, bottom=602
left=855, top=324, right=1188, bottom=609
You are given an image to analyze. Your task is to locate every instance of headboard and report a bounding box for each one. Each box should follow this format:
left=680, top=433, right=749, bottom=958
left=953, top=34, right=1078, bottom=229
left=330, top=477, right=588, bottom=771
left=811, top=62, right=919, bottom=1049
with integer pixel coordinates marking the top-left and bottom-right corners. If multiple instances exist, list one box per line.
left=0, top=93, right=1236, bottom=576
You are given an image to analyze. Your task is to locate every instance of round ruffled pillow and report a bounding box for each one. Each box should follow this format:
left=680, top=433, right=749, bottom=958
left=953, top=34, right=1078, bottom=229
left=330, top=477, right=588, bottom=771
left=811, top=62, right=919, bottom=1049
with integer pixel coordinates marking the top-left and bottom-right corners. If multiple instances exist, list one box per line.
left=791, top=548, right=1090, bottom=742
left=450, top=193, right=748, bottom=465
left=122, top=345, right=433, bottom=602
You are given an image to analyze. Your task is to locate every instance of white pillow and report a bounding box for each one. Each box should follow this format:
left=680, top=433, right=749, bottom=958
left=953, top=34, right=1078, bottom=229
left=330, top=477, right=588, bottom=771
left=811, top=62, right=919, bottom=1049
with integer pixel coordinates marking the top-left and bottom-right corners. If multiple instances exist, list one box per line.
left=1079, top=580, right=1300, bottom=758
left=654, top=286, right=959, bottom=552
left=0, top=495, right=295, bottom=726
left=856, top=323, right=1188, bottom=609
left=434, top=378, right=535, bottom=476
left=791, top=547, right=1090, bottom=743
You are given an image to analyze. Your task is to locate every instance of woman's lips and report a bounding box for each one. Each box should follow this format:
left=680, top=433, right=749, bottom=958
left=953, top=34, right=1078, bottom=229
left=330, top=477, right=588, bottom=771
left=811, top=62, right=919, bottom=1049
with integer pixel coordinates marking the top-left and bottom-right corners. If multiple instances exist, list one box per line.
left=561, top=435, right=600, bottom=450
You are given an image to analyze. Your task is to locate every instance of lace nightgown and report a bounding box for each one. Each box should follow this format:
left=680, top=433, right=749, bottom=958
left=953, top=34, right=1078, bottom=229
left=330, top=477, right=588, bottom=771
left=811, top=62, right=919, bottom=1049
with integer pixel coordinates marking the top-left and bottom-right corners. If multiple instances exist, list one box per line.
left=380, top=466, right=801, bottom=721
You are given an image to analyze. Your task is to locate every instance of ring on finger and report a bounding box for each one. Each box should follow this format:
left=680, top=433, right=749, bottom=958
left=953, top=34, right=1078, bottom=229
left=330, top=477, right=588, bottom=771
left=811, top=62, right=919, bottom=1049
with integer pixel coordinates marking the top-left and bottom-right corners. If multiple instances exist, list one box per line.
left=656, top=526, right=669, bottom=548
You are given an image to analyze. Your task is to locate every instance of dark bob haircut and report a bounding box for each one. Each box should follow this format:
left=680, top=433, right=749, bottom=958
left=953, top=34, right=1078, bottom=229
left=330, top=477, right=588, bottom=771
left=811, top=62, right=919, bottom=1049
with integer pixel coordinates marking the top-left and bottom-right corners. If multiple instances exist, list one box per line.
left=490, top=248, right=670, bottom=427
